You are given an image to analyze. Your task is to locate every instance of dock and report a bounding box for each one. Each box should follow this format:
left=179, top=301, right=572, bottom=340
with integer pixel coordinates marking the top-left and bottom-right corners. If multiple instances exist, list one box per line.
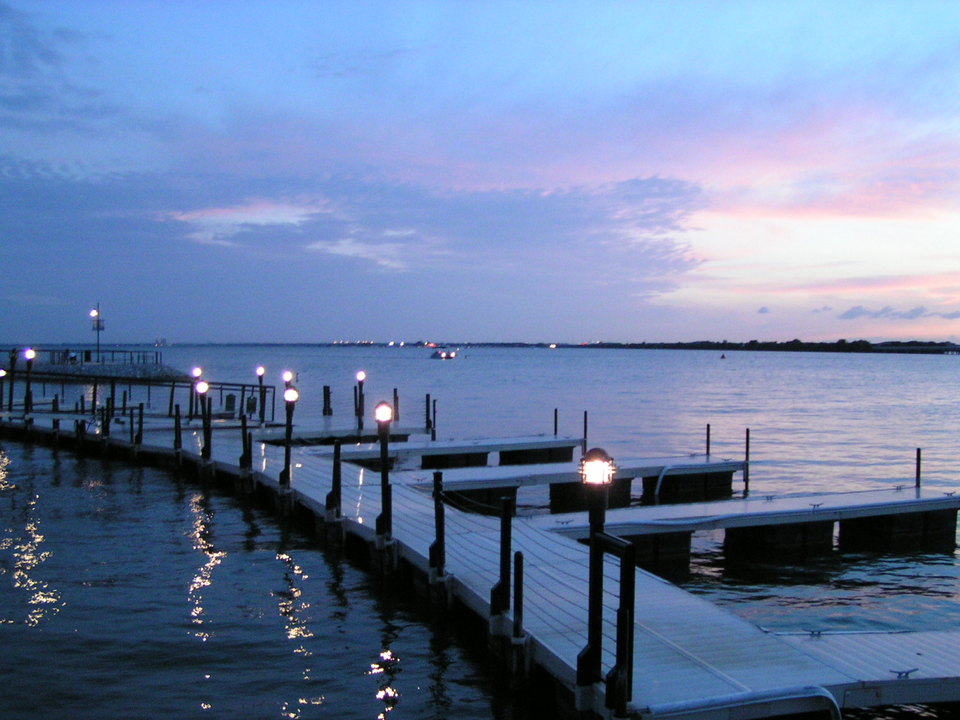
left=2, top=379, right=960, bottom=719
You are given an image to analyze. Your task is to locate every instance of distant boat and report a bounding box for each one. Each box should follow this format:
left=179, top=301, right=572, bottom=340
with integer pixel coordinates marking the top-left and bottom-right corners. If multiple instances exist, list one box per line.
left=720, top=353, right=726, bottom=359
left=431, top=348, right=458, bottom=360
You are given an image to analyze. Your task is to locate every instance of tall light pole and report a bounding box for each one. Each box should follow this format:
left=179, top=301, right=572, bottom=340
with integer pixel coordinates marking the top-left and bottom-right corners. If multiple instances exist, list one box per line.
left=23, top=348, right=36, bottom=415
left=577, top=447, right=617, bottom=689
left=374, top=401, right=393, bottom=541
left=279, top=386, right=299, bottom=489
left=89, top=304, right=104, bottom=362
left=196, top=380, right=211, bottom=460
left=190, top=367, right=203, bottom=420
left=0, top=368, right=5, bottom=409
left=355, top=370, right=366, bottom=433
left=256, top=365, right=266, bottom=425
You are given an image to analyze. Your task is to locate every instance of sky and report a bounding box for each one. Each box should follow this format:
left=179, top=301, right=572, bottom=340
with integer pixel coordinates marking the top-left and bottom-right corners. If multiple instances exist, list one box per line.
left=2, top=1, right=959, bottom=345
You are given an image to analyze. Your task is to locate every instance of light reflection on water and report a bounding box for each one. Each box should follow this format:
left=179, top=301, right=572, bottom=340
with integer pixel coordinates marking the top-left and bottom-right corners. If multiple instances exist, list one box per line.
left=0, top=442, right=503, bottom=719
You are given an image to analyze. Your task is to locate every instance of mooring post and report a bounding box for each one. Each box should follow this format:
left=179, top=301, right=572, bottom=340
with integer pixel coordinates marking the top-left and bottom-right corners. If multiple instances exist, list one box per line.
left=605, top=539, right=636, bottom=718
left=4, top=350, right=14, bottom=412
left=375, top=405, right=393, bottom=545
left=431, top=398, right=437, bottom=441
left=52, top=395, right=60, bottom=439
left=323, top=441, right=345, bottom=548
left=136, top=403, right=143, bottom=446
left=325, top=441, right=343, bottom=521
left=393, top=387, right=400, bottom=423
left=582, top=410, right=588, bottom=454
left=167, top=382, right=175, bottom=417
left=429, top=471, right=446, bottom=580
left=425, top=393, right=432, bottom=435
left=554, top=408, right=558, bottom=436
left=513, top=551, right=524, bottom=640
left=706, top=423, right=711, bottom=456
left=128, top=407, right=135, bottom=444
left=322, top=385, right=332, bottom=416
left=239, top=413, right=249, bottom=468
left=489, top=495, right=514, bottom=629
left=915, top=447, right=922, bottom=489
left=744, top=428, right=751, bottom=495
left=91, top=380, right=98, bottom=417
left=173, top=404, right=183, bottom=466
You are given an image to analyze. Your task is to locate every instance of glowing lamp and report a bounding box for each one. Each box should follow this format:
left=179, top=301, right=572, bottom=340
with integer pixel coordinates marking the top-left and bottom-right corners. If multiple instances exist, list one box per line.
left=24, top=348, right=36, bottom=361
left=256, top=365, right=265, bottom=377
left=192, top=367, right=203, bottom=379
left=374, top=401, right=393, bottom=424
left=195, top=380, right=209, bottom=394
left=356, top=370, right=366, bottom=383
left=580, top=448, right=616, bottom=486
left=282, top=370, right=294, bottom=384
left=284, top=387, right=299, bottom=403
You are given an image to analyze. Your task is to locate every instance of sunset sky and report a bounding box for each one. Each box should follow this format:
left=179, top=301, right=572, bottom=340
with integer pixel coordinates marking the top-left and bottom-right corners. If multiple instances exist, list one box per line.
left=2, top=1, right=959, bottom=344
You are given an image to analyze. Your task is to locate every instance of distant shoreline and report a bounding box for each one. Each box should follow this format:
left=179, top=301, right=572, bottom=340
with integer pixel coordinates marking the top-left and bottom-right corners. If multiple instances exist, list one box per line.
left=7, top=339, right=959, bottom=355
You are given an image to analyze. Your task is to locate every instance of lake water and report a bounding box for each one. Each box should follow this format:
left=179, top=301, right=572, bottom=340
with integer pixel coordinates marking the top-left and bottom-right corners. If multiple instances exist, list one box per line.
left=2, top=345, right=958, bottom=718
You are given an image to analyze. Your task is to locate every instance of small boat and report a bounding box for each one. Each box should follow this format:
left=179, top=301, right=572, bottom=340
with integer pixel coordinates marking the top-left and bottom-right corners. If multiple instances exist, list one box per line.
left=430, top=348, right=458, bottom=360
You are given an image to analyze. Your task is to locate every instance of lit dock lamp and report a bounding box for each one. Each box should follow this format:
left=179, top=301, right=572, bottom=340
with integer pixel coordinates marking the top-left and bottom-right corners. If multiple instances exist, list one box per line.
left=195, top=380, right=212, bottom=460
left=279, top=386, right=299, bottom=489
left=374, top=401, right=393, bottom=541
left=256, top=365, right=266, bottom=425
left=577, top=447, right=617, bottom=689
left=23, top=348, right=36, bottom=415
left=355, top=370, right=366, bottom=433
left=282, top=370, right=294, bottom=389
left=89, top=304, right=104, bottom=362
left=190, top=367, right=203, bottom=419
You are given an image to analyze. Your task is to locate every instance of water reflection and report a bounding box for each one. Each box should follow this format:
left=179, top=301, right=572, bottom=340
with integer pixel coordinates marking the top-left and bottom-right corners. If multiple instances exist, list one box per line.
left=0, top=451, right=62, bottom=627
left=187, top=491, right=225, bottom=640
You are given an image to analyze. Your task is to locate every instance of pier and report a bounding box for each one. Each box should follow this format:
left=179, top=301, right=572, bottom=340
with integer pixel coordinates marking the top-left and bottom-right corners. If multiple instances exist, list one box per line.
left=2, top=368, right=959, bottom=719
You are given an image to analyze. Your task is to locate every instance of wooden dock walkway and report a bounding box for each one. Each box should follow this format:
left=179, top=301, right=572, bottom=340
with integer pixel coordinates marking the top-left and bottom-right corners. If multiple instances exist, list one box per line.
left=2, top=408, right=960, bottom=719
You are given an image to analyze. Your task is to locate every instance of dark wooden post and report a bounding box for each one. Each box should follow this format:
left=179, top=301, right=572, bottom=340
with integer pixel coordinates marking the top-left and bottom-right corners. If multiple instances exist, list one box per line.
left=744, top=428, right=751, bottom=495
left=173, top=404, right=182, bottom=453
left=513, top=551, right=524, bottom=639
left=425, top=393, right=432, bottom=433
left=322, top=385, right=332, bottom=416
left=429, top=471, right=446, bottom=578
left=325, top=441, right=342, bottom=520
left=167, top=382, right=175, bottom=417
left=136, top=403, right=143, bottom=446
left=393, top=387, right=400, bottom=423
left=915, top=447, right=922, bottom=489
left=706, top=423, right=711, bottom=456
left=554, top=408, right=558, bottom=436
left=489, top=496, right=514, bottom=616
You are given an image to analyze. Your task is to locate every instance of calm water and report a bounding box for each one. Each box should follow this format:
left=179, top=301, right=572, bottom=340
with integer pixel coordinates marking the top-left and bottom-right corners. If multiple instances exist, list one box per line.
left=2, top=345, right=959, bottom=718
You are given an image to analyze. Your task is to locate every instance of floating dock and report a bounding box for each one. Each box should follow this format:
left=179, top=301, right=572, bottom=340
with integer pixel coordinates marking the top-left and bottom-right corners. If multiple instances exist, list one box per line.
left=2, top=390, right=959, bottom=719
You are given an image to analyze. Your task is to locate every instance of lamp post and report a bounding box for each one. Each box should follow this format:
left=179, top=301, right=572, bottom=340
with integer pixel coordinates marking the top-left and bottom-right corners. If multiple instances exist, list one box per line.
left=195, top=380, right=211, bottom=460
left=374, top=401, right=393, bottom=541
left=23, top=348, right=36, bottom=415
left=577, top=447, right=617, bottom=689
left=190, top=367, right=203, bottom=419
left=279, top=386, right=299, bottom=488
left=89, top=304, right=104, bottom=362
left=0, top=368, right=5, bottom=409
left=282, top=370, right=294, bottom=389
left=7, top=349, right=17, bottom=412
left=256, top=365, right=266, bottom=425
left=355, top=370, right=366, bottom=432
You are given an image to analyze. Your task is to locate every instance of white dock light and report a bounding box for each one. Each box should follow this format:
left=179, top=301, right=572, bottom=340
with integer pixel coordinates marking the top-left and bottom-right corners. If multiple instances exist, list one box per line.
left=356, top=370, right=366, bottom=383
left=374, top=401, right=393, bottom=425
left=256, top=365, right=265, bottom=378
left=24, top=348, right=36, bottom=361
left=192, top=366, right=203, bottom=379
left=580, top=447, right=616, bottom=486
left=280, top=385, right=299, bottom=488
left=195, top=380, right=209, bottom=395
